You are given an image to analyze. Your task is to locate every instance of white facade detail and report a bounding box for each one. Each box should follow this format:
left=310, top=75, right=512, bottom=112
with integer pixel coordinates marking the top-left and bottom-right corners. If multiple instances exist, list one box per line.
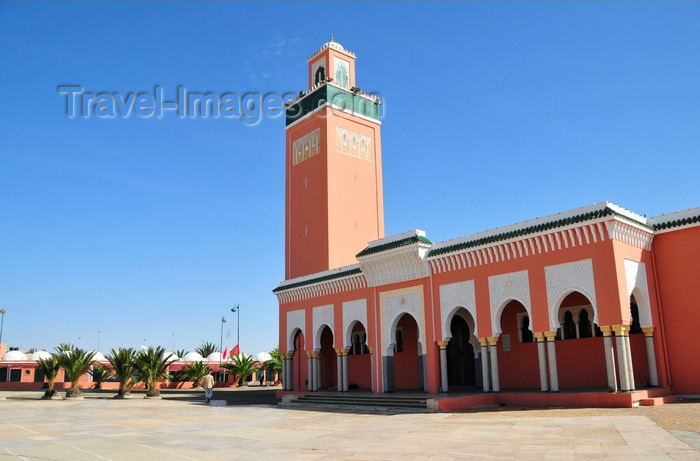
left=380, top=287, right=426, bottom=355
left=439, top=280, right=478, bottom=340
left=488, top=270, right=532, bottom=336
left=286, top=309, right=306, bottom=352
left=342, top=298, right=368, bottom=348
left=624, top=259, right=653, bottom=327
left=545, top=259, right=598, bottom=331
left=312, top=304, right=335, bottom=350
left=358, top=230, right=431, bottom=287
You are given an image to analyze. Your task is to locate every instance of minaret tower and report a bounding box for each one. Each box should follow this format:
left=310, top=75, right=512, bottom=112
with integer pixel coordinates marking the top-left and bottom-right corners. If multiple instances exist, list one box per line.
left=284, top=38, right=384, bottom=279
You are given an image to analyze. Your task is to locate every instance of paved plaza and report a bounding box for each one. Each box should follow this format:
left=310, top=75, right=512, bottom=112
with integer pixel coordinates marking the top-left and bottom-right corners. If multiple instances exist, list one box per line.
left=1, top=390, right=699, bottom=460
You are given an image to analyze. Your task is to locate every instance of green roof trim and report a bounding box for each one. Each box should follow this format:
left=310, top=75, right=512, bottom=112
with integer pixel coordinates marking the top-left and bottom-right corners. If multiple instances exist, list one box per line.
left=652, top=214, right=700, bottom=231
left=286, top=84, right=381, bottom=126
left=356, top=235, right=433, bottom=258
left=273, top=267, right=362, bottom=293
left=428, top=207, right=634, bottom=258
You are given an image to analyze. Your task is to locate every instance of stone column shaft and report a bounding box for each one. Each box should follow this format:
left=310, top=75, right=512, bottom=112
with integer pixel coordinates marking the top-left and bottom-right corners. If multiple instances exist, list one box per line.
left=342, top=350, right=349, bottom=392
left=613, top=326, right=630, bottom=392
left=600, top=326, right=617, bottom=393
left=545, top=332, right=559, bottom=392
left=314, top=354, right=321, bottom=391
left=643, top=328, right=659, bottom=387
left=282, top=357, right=288, bottom=390
left=479, top=338, right=490, bottom=393
left=336, top=351, right=343, bottom=392
left=307, top=354, right=314, bottom=391
left=488, top=337, right=500, bottom=393
left=535, top=332, right=548, bottom=392
left=437, top=341, right=449, bottom=393
left=624, top=334, right=635, bottom=391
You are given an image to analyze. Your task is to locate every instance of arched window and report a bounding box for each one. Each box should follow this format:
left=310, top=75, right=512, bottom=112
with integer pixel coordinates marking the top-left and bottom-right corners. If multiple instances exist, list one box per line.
left=395, top=328, right=404, bottom=353
left=579, top=309, right=593, bottom=338
left=629, top=302, right=643, bottom=334
left=520, top=315, right=534, bottom=343
left=563, top=310, right=576, bottom=340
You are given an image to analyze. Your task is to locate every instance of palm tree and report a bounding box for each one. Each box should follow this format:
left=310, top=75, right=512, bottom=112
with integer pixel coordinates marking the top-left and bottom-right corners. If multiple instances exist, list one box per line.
left=55, top=342, right=75, bottom=353
left=90, top=365, right=113, bottom=389
left=181, top=361, right=211, bottom=388
left=195, top=341, right=218, bottom=357
left=36, top=354, right=61, bottom=399
left=222, top=354, right=259, bottom=387
left=56, top=347, right=96, bottom=398
left=133, top=346, right=172, bottom=397
left=107, top=347, right=137, bottom=398
left=175, top=349, right=187, bottom=359
left=265, top=347, right=283, bottom=385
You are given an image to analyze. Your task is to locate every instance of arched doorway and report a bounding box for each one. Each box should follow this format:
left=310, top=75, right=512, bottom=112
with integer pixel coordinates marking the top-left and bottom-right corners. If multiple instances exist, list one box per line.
left=393, top=314, right=421, bottom=390
left=319, top=326, right=337, bottom=389
left=347, top=321, right=371, bottom=389
left=554, top=291, right=606, bottom=388
left=498, top=300, right=538, bottom=389
left=446, top=314, right=476, bottom=388
left=292, top=330, right=308, bottom=390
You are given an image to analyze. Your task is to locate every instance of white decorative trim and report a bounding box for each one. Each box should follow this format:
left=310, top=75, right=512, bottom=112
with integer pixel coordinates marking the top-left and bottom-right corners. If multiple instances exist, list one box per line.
left=488, top=270, right=532, bottom=336
left=342, top=299, right=368, bottom=348
left=275, top=264, right=368, bottom=304
left=312, top=304, right=334, bottom=350
left=545, top=259, right=598, bottom=331
left=380, top=286, right=426, bottom=356
left=358, top=231, right=431, bottom=287
left=624, top=260, right=653, bottom=327
left=336, top=126, right=372, bottom=161
left=439, top=280, right=478, bottom=340
left=286, top=309, right=306, bottom=352
left=285, top=99, right=382, bottom=131
left=292, top=128, right=321, bottom=166
left=606, top=220, right=653, bottom=250
left=648, top=207, right=700, bottom=232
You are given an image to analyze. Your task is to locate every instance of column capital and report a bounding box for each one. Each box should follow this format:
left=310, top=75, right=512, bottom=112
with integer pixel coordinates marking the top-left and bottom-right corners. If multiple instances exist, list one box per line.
left=487, top=336, right=499, bottom=346
left=599, top=325, right=613, bottom=337
left=534, top=332, right=546, bottom=342
left=368, top=347, right=373, bottom=355
left=612, top=325, right=627, bottom=336
left=342, top=348, right=350, bottom=356
left=544, top=331, right=557, bottom=341
left=335, top=349, right=343, bottom=355
left=437, top=341, right=449, bottom=349
left=306, top=351, right=314, bottom=358
left=642, top=327, right=655, bottom=337
left=478, top=337, right=489, bottom=347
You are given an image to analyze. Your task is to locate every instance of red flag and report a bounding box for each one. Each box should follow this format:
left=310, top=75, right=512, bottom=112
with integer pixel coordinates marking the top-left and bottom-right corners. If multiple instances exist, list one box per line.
left=232, top=345, right=240, bottom=356
left=222, top=346, right=228, bottom=359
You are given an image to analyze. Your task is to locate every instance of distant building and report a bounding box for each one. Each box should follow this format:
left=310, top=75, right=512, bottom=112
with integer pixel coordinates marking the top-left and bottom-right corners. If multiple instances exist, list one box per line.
left=274, top=39, right=700, bottom=397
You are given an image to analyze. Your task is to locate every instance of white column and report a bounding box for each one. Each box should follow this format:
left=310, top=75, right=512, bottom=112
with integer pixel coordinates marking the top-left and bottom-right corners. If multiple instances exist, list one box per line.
left=342, top=350, right=349, bottom=392
left=600, top=327, right=617, bottom=392
left=286, top=355, right=294, bottom=390
left=614, top=326, right=630, bottom=391
left=307, top=353, right=314, bottom=391
left=488, top=337, right=500, bottom=393
left=545, top=332, right=559, bottom=392
left=479, top=339, right=490, bottom=392
left=281, top=356, right=288, bottom=390
left=643, top=328, right=659, bottom=387
left=336, top=350, right=343, bottom=392
left=314, top=354, right=321, bottom=391
left=624, top=334, right=635, bottom=391
left=438, top=341, right=449, bottom=393
left=535, top=333, right=548, bottom=392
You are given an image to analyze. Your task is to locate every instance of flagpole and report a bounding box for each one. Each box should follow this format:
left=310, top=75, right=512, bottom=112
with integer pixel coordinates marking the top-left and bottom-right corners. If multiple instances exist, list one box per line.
left=220, top=316, right=226, bottom=374
left=231, top=304, right=240, bottom=356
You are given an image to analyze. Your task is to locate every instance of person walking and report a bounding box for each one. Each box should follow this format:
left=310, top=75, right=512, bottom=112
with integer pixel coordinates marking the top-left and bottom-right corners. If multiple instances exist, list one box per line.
left=202, top=371, right=215, bottom=403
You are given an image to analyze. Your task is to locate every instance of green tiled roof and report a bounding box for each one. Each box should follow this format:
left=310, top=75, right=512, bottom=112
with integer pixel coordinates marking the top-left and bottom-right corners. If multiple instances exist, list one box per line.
left=286, top=84, right=381, bottom=125
left=428, top=206, right=643, bottom=258
left=356, top=235, right=433, bottom=258
left=652, top=214, right=700, bottom=231
left=273, top=267, right=362, bottom=293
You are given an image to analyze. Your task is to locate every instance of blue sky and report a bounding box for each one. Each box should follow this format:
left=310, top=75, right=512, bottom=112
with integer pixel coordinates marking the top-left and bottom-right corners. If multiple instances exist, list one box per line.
left=1, top=2, right=698, bottom=356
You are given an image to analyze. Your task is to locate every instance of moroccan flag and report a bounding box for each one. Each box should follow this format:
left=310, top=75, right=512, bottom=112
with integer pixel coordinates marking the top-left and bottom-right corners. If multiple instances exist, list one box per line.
left=222, top=346, right=228, bottom=359
left=232, top=344, right=240, bottom=356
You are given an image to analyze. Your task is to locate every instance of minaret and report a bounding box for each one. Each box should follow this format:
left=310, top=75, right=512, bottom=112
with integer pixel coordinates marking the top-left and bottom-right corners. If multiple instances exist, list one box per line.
left=284, top=38, right=384, bottom=279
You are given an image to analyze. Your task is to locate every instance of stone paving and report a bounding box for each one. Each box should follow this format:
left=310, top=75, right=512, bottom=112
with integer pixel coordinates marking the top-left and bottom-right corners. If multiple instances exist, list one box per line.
left=0, top=391, right=698, bottom=460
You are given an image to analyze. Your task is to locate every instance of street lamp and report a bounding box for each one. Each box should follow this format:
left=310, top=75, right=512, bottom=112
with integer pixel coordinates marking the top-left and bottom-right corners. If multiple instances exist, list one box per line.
left=231, top=304, right=240, bottom=356
left=0, top=309, right=6, bottom=346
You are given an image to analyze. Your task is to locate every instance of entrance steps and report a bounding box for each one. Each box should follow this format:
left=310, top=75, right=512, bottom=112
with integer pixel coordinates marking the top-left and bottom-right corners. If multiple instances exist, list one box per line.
left=280, top=393, right=435, bottom=413
left=634, top=388, right=678, bottom=406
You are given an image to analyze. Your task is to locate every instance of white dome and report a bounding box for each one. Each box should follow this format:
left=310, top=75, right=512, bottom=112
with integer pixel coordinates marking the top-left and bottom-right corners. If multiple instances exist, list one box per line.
left=29, top=350, right=52, bottom=361
left=2, top=350, right=27, bottom=361
left=255, top=352, right=272, bottom=363
left=206, top=352, right=223, bottom=362
left=181, top=352, right=205, bottom=362
left=91, top=351, right=107, bottom=361
left=165, top=352, right=179, bottom=363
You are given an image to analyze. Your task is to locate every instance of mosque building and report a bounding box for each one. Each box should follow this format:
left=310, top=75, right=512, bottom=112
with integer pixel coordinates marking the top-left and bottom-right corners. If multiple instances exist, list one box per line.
left=274, top=39, right=700, bottom=404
